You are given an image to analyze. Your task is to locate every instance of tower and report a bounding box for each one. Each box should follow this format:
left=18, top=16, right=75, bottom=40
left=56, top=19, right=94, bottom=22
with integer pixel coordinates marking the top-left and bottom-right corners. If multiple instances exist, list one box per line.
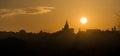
left=63, top=20, right=69, bottom=30
left=59, top=20, right=74, bottom=33
left=64, top=20, right=69, bottom=29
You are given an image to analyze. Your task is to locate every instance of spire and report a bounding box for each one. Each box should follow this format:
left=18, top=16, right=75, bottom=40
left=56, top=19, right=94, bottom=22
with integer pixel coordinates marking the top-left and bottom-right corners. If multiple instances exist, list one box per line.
left=63, top=20, right=69, bottom=30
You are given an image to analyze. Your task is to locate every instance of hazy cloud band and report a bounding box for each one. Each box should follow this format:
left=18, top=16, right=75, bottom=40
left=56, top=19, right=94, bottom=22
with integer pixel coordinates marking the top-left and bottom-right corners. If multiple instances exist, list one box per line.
left=0, top=6, right=55, bottom=18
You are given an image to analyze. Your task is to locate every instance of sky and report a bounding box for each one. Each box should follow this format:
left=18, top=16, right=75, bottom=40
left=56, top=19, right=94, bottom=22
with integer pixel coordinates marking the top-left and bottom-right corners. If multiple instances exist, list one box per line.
left=0, top=0, right=120, bottom=33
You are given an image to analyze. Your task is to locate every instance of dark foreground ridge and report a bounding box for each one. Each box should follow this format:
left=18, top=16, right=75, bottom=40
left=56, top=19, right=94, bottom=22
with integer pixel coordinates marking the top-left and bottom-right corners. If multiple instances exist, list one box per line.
left=0, top=21, right=120, bottom=56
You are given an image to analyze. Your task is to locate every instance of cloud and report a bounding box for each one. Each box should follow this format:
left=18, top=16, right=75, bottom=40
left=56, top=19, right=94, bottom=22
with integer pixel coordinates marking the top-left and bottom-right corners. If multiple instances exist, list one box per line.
left=0, top=6, right=55, bottom=18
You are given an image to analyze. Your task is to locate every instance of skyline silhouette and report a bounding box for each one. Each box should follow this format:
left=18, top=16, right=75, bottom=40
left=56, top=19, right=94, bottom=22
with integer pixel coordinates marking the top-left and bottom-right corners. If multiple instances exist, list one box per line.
left=0, top=20, right=119, bottom=33
left=0, top=0, right=120, bottom=56
left=0, top=21, right=120, bottom=56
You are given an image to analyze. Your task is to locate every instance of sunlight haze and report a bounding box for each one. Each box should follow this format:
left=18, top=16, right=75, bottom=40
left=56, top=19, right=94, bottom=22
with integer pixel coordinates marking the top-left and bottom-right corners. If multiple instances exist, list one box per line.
left=0, top=0, right=120, bottom=33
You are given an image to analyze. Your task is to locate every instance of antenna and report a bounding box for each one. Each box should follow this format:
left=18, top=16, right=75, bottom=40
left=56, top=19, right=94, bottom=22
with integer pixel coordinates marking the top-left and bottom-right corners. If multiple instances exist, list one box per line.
left=115, top=12, right=120, bottom=30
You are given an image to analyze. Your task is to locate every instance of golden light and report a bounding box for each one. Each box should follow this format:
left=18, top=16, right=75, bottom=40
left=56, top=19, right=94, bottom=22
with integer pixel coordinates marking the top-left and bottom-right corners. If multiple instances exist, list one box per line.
left=80, top=17, right=87, bottom=24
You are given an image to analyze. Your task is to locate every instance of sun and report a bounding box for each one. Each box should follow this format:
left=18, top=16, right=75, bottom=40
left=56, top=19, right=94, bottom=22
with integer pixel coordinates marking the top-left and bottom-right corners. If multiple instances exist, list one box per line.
left=80, top=17, right=87, bottom=24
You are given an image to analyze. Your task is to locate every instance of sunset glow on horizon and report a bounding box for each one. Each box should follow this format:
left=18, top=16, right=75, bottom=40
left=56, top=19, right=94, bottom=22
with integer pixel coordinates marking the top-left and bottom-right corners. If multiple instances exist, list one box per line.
left=0, top=0, right=120, bottom=33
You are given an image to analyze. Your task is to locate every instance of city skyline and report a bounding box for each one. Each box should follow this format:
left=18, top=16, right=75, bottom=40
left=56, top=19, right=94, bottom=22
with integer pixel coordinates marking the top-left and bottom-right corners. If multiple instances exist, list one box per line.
left=0, top=20, right=117, bottom=33
left=1, top=1, right=120, bottom=55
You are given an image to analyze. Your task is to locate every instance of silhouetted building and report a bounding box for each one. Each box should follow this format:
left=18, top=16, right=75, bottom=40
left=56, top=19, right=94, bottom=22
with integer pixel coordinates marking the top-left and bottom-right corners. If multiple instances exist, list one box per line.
left=40, top=30, right=43, bottom=33
left=86, top=29, right=101, bottom=32
left=62, top=20, right=69, bottom=31
left=52, top=20, right=75, bottom=49
left=19, top=29, right=26, bottom=33
left=61, top=20, right=74, bottom=33
left=112, top=26, right=116, bottom=31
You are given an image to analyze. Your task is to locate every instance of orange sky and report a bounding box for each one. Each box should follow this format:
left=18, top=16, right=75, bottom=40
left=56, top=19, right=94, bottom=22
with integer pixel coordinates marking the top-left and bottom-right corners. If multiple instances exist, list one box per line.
left=0, top=0, right=120, bottom=33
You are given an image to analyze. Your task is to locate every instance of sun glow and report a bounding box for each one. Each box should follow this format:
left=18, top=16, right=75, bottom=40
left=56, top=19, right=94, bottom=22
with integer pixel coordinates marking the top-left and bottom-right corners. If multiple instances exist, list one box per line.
left=80, top=17, right=87, bottom=24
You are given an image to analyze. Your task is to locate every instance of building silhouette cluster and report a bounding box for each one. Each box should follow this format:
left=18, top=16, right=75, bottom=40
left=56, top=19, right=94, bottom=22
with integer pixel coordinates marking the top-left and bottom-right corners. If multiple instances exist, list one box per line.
left=0, top=20, right=120, bottom=56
